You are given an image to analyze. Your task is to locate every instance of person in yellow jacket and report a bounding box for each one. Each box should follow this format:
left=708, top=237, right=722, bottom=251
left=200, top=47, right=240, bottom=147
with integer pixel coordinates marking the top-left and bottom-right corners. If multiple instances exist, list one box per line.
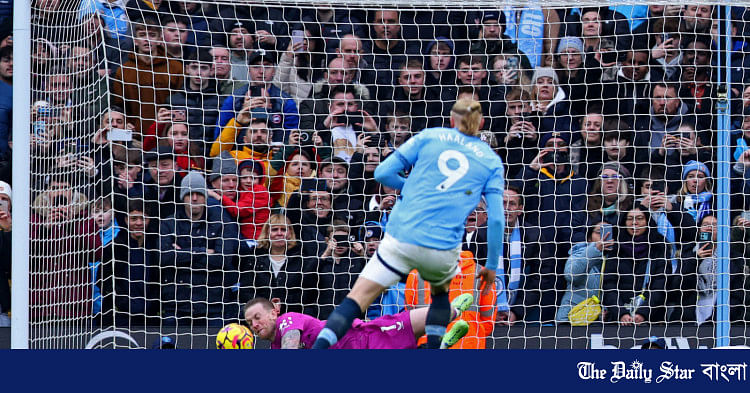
left=404, top=250, right=497, bottom=349
left=210, top=106, right=277, bottom=188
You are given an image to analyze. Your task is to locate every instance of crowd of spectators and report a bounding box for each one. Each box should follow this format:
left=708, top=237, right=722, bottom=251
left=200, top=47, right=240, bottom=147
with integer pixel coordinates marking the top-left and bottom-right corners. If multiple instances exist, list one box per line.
left=3, top=2, right=750, bottom=329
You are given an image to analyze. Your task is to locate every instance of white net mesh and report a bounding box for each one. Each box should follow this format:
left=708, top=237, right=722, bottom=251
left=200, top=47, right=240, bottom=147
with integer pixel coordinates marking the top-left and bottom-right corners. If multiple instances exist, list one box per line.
left=13, top=1, right=750, bottom=348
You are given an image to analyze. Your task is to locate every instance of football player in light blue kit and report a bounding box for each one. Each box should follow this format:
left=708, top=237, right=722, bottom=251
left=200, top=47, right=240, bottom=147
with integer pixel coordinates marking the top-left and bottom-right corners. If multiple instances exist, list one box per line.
left=313, top=99, right=505, bottom=349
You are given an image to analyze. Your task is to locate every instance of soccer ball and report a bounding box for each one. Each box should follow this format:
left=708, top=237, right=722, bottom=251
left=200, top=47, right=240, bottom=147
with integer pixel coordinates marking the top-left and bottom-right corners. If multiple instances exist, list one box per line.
left=216, top=323, right=254, bottom=349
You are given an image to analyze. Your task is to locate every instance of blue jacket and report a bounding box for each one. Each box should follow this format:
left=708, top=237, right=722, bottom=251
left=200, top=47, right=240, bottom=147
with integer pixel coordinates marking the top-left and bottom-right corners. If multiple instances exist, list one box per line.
left=215, top=84, right=299, bottom=140
left=556, top=242, right=604, bottom=322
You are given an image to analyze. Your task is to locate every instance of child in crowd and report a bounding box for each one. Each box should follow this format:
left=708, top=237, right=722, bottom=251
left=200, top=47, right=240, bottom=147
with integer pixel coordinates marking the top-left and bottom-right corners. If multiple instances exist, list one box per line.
left=209, top=159, right=271, bottom=240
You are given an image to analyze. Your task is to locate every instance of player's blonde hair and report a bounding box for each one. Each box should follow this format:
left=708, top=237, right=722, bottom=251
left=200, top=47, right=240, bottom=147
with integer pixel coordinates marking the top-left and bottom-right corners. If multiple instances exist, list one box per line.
left=450, top=99, right=483, bottom=136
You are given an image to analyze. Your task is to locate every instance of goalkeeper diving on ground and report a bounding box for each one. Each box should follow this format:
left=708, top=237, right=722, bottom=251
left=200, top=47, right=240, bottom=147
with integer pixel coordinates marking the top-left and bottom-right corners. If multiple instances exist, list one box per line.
left=245, top=295, right=474, bottom=349
left=312, top=99, right=506, bottom=349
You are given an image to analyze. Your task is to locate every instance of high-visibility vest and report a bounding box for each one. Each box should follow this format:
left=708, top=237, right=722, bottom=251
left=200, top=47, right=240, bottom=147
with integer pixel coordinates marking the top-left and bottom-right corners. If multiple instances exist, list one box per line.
left=404, top=250, right=497, bottom=349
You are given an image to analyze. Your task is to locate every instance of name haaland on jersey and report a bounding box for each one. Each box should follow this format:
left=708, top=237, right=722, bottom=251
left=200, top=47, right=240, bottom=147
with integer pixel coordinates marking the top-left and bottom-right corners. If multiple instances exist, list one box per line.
left=386, top=127, right=504, bottom=251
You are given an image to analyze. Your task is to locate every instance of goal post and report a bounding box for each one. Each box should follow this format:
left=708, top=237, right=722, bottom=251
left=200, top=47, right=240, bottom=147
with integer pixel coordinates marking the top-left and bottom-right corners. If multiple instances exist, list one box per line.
left=11, top=0, right=32, bottom=350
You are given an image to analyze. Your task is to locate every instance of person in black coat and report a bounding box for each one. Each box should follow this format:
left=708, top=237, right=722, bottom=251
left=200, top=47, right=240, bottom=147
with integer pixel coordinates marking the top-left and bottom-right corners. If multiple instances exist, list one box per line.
left=285, top=179, right=334, bottom=258
left=98, top=199, right=160, bottom=327
left=671, top=214, right=749, bottom=322
left=167, top=49, right=224, bottom=152
left=159, top=172, right=239, bottom=326
left=238, top=214, right=313, bottom=316
left=302, top=219, right=366, bottom=319
left=601, top=205, right=670, bottom=324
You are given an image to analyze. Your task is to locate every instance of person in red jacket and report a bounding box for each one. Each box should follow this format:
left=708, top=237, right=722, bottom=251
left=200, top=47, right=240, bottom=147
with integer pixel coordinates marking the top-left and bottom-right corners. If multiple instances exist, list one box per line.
left=208, top=158, right=271, bottom=240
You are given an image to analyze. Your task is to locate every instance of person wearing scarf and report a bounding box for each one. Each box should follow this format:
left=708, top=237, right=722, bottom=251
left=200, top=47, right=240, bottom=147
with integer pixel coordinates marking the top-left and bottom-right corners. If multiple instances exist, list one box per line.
left=601, top=205, right=669, bottom=323
left=668, top=160, right=713, bottom=225
left=493, top=186, right=540, bottom=324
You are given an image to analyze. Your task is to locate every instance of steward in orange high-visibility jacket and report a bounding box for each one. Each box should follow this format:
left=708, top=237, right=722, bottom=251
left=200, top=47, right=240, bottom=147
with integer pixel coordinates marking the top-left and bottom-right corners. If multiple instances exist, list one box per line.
left=404, top=250, right=497, bottom=349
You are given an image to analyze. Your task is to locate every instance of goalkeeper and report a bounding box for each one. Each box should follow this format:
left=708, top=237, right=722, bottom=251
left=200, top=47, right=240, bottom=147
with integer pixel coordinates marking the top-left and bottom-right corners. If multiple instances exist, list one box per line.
left=313, top=99, right=506, bottom=349
left=244, top=297, right=473, bottom=349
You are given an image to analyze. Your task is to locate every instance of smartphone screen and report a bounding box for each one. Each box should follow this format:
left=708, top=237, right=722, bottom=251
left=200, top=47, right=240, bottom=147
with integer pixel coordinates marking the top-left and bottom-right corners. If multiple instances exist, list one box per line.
left=601, top=51, right=617, bottom=63
left=109, top=128, right=133, bottom=142
left=291, top=30, right=304, bottom=52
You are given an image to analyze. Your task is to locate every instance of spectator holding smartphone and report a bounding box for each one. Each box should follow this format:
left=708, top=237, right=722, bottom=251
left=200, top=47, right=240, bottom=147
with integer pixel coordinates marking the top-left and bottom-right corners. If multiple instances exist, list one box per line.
left=498, top=88, right=539, bottom=179
left=30, top=176, right=97, bottom=322
left=306, top=219, right=366, bottom=319
left=601, top=205, right=669, bottom=324
left=677, top=214, right=749, bottom=323
left=556, top=221, right=612, bottom=322
left=510, top=131, right=587, bottom=322
left=216, top=49, right=299, bottom=141
left=651, top=122, right=711, bottom=195
left=273, top=24, right=325, bottom=106
left=323, top=85, right=377, bottom=162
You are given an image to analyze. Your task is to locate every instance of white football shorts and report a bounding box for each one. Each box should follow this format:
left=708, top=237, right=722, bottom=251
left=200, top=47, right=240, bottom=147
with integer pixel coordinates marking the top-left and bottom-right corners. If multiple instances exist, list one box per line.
left=360, top=233, right=461, bottom=288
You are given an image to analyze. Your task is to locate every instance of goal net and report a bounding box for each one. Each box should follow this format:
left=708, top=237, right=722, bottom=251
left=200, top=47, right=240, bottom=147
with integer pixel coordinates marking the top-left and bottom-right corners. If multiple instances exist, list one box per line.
left=13, top=0, right=750, bottom=348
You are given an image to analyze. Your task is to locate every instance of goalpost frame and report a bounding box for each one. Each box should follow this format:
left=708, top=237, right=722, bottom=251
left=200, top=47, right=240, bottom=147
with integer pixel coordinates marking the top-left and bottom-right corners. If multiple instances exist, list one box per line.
left=11, top=0, right=31, bottom=349
left=5, top=0, right=738, bottom=348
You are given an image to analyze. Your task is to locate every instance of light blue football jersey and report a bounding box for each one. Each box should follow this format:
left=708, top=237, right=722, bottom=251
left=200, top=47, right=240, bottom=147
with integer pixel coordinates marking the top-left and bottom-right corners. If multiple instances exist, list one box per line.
left=384, top=127, right=505, bottom=250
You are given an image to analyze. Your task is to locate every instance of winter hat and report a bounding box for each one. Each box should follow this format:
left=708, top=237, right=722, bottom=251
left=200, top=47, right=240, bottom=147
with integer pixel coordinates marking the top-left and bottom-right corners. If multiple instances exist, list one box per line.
left=538, top=131, right=571, bottom=148
left=532, top=67, right=559, bottom=85
left=481, top=11, right=505, bottom=25
left=425, top=36, right=455, bottom=55
left=556, top=36, right=584, bottom=54
left=363, top=223, right=383, bottom=240
left=238, top=159, right=265, bottom=176
left=209, top=151, right=238, bottom=182
left=0, top=181, right=11, bottom=202
left=224, top=19, right=254, bottom=34
left=180, top=171, right=207, bottom=200
left=682, top=160, right=711, bottom=180
left=598, top=161, right=632, bottom=180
